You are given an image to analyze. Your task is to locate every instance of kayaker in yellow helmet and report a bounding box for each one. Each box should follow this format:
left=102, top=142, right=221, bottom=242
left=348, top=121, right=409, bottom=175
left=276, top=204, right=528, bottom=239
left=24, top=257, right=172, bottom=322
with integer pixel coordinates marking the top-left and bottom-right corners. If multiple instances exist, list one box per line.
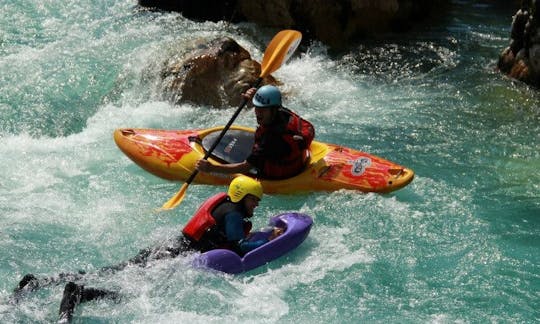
left=12, top=176, right=282, bottom=323
left=182, top=175, right=280, bottom=254
left=196, top=85, right=315, bottom=180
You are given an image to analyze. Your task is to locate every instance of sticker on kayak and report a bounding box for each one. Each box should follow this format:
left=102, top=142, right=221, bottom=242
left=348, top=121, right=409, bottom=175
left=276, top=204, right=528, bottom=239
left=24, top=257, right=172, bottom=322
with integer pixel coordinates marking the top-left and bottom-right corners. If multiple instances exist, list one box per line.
left=224, top=138, right=238, bottom=154
left=349, top=157, right=371, bottom=176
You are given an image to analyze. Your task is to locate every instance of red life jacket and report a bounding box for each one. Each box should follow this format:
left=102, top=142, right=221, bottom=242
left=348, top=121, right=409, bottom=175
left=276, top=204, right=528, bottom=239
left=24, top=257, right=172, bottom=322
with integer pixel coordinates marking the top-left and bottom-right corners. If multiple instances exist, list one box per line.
left=182, top=193, right=252, bottom=244
left=284, top=108, right=315, bottom=149
left=182, top=193, right=226, bottom=241
left=255, top=108, right=315, bottom=179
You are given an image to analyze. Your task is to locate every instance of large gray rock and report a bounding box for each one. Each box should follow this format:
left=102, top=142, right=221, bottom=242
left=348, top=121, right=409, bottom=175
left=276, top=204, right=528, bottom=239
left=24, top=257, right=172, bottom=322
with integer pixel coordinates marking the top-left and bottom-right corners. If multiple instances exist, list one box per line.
left=161, top=37, right=278, bottom=107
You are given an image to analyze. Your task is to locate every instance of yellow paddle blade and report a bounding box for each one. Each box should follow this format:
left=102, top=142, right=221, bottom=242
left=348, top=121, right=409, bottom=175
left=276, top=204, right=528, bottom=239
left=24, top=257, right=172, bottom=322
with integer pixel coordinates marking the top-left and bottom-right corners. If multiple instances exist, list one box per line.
left=260, top=30, right=302, bottom=77
left=160, top=183, right=188, bottom=210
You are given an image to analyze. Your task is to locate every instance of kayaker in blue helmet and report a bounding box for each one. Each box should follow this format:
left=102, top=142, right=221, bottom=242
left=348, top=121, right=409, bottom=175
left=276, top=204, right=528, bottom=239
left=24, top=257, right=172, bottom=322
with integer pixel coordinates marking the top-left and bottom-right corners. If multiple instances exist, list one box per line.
left=196, top=85, right=315, bottom=180
left=12, top=176, right=282, bottom=323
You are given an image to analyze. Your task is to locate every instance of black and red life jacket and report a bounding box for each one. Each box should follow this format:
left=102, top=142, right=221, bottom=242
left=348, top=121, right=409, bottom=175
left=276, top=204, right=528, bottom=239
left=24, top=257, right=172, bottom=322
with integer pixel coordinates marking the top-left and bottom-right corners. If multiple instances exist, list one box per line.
left=254, top=108, right=315, bottom=179
left=182, top=193, right=251, bottom=251
left=182, top=193, right=226, bottom=241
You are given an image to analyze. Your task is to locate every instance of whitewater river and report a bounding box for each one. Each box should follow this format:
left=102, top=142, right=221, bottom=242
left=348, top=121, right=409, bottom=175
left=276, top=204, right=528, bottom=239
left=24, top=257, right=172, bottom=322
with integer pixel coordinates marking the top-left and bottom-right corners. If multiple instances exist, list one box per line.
left=1, top=1, right=538, bottom=322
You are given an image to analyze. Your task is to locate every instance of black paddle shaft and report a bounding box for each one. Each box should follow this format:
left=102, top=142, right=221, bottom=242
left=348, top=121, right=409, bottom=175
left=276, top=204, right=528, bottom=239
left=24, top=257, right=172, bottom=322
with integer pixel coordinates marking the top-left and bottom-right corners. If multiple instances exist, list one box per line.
left=184, top=77, right=263, bottom=185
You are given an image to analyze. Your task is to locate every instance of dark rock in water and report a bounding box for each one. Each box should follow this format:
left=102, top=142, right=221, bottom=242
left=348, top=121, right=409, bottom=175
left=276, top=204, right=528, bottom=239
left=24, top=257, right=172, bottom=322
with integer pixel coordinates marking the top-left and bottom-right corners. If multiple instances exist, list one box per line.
left=498, top=1, right=540, bottom=87
left=160, top=37, right=278, bottom=108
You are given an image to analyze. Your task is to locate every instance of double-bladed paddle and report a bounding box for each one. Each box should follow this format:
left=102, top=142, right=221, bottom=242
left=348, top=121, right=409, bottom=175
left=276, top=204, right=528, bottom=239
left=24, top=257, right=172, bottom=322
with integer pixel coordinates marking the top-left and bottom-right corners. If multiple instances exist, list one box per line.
left=160, top=29, right=302, bottom=210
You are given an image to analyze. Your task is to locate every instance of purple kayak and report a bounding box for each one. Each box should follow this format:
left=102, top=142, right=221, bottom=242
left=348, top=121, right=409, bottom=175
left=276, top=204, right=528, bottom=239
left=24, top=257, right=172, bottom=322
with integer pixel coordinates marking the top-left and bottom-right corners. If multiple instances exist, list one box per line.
left=193, top=212, right=313, bottom=274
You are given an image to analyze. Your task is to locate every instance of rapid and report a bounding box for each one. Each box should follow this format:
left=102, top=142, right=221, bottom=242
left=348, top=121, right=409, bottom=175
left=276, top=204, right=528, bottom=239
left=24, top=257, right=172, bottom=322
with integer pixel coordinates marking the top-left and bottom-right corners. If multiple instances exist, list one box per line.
left=1, top=1, right=538, bottom=322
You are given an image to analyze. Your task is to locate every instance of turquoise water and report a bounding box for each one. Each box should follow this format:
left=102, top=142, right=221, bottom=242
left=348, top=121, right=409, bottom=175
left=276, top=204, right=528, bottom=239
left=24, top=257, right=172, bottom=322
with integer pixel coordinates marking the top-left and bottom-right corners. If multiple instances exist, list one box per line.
left=1, top=1, right=539, bottom=323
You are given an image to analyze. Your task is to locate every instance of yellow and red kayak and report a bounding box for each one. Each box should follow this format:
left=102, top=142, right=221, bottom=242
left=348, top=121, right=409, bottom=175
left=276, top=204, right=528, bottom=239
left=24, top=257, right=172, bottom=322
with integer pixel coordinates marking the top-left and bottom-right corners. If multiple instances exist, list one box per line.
left=113, top=126, right=414, bottom=194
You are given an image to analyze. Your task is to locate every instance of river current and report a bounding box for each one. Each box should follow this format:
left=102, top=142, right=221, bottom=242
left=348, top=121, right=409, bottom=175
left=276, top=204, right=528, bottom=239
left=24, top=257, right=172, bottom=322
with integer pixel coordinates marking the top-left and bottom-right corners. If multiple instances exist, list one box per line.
left=1, top=1, right=538, bottom=322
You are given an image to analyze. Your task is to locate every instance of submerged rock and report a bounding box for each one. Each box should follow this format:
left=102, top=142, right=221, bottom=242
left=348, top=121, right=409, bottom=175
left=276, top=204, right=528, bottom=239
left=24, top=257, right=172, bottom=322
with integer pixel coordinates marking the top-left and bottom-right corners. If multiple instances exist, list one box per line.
left=160, top=37, right=278, bottom=108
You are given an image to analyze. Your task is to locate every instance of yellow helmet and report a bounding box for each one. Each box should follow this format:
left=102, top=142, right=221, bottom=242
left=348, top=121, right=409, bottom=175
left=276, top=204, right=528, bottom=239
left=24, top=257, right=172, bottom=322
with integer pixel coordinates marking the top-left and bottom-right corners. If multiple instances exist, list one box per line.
left=227, top=175, right=263, bottom=203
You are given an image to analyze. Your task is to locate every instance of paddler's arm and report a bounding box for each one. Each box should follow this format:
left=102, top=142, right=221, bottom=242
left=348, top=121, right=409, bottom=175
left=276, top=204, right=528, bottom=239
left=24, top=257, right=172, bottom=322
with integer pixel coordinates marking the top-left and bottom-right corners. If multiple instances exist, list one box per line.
left=196, top=159, right=253, bottom=175
left=238, top=227, right=284, bottom=253
left=224, top=212, right=268, bottom=254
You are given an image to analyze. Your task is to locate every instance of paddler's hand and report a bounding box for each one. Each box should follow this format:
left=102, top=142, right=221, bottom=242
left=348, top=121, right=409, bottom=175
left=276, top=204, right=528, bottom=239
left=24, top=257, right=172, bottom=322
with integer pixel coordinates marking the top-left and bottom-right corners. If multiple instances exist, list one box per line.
left=195, top=159, right=213, bottom=172
left=242, top=87, right=257, bottom=101
left=268, top=227, right=284, bottom=240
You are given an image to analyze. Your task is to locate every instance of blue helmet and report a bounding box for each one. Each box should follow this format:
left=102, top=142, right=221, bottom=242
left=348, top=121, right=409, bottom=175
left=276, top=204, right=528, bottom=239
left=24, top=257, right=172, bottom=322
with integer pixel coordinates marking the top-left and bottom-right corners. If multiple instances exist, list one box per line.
left=252, top=85, right=281, bottom=107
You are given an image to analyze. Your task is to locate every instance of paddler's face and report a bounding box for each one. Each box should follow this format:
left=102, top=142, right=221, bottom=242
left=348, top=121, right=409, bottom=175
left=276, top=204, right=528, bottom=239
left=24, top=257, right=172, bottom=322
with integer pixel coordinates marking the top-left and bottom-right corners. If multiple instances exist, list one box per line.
left=254, top=107, right=275, bottom=126
left=243, top=194, right=260, bottom=217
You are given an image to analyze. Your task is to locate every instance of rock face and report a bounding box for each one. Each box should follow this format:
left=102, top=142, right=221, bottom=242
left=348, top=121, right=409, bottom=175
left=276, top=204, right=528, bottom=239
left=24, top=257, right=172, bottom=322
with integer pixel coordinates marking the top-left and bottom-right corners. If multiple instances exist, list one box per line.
left=146, top=0, right=446, bottom=106
left=498, top=1, right=540, bottom=87
left=138, top=0, right=240, bottom=22
left=161, top=37, right=277, bottom=108
left=138, top=0, right=445, bottom=48
left=237, top=0, right=440, bottom=47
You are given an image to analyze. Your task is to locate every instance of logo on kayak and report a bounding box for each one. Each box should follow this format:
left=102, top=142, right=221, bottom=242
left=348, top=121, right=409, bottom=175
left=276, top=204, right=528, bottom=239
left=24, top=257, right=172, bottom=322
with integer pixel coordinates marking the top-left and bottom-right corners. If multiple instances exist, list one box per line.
left=349, top=157, right=371, bottom=176
left=224, top=138, right=238, bottom=154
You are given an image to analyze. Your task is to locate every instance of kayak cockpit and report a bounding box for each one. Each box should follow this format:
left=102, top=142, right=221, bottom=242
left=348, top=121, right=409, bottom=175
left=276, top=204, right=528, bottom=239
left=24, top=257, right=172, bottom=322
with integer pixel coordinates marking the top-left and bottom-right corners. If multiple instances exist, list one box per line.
left=197, top=129, right=254, bottom=164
